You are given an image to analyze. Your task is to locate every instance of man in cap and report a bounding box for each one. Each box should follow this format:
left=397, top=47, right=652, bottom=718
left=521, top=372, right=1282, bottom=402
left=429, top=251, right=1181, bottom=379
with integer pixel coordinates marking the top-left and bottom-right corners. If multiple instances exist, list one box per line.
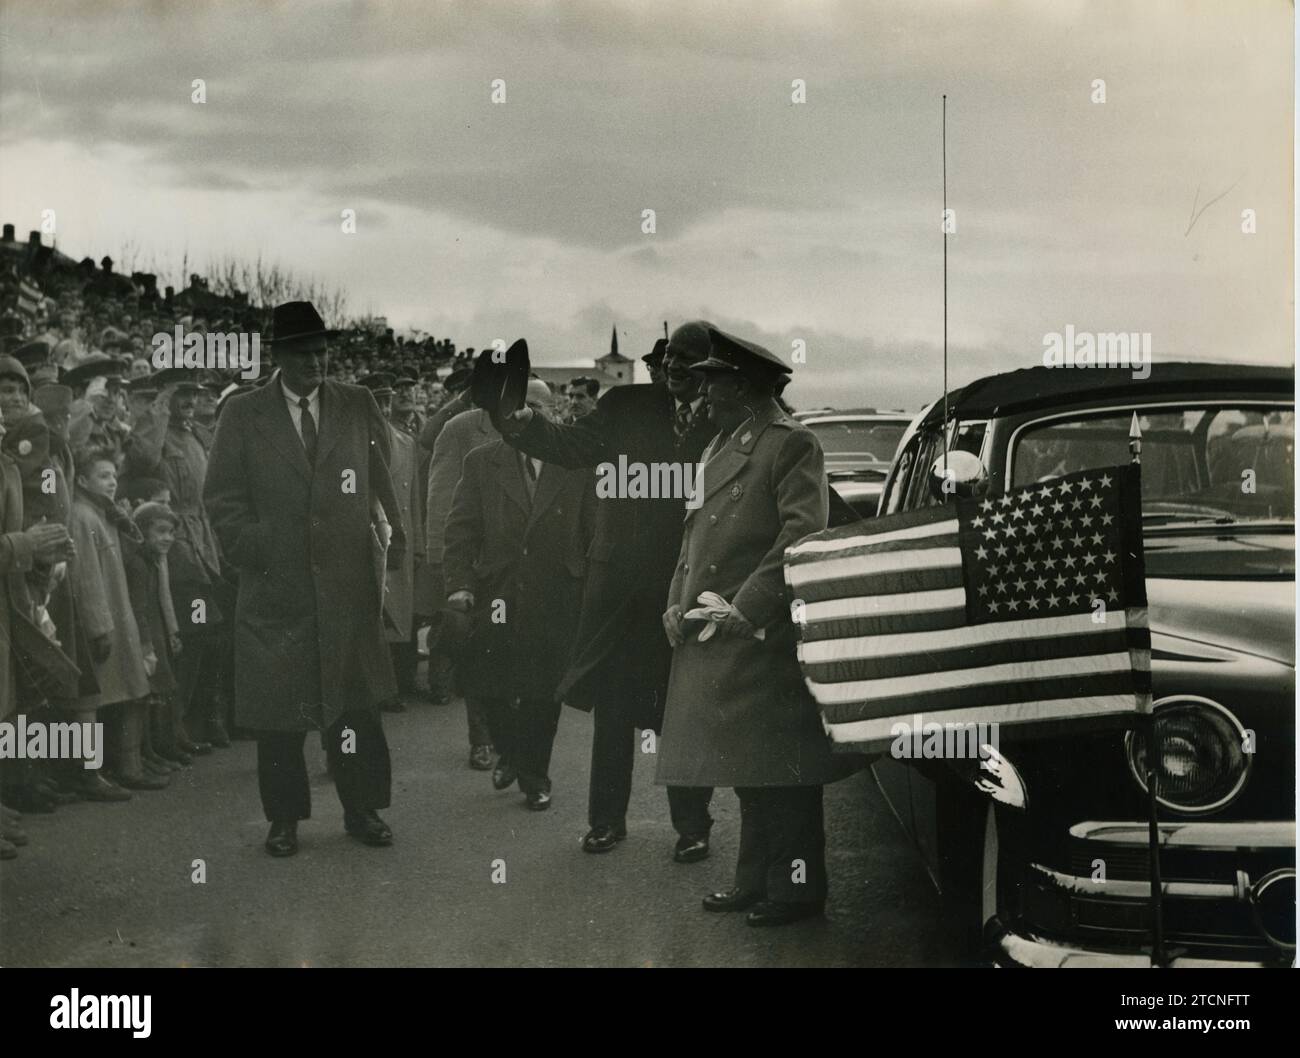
left=390, top=372, right=424, bottom=439
left=65, top=354, right=129, bottom=460
left=124, top=368, right=228, bottom=750
left=657, top=327, right=854, bottom=926
left=499, top=322, right=717, bottom=860
left=204, top=301, right=407, bottom=857
left=642, top=339, right=668, bottom=385
left=444, top=378, right=595, bottom=809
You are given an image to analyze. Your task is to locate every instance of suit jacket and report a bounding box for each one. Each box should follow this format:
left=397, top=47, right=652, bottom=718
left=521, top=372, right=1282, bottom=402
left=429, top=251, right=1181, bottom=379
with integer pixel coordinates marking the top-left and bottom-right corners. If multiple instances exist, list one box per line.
left=505, top=382, right=713, bottom=721
left=655, top=400, right=853, bottom=787
left=383, top=422, right=425, bottom=638
left=443, top=439, right=595, bottom=701
left=424, top=407, right=495, bottom=600
left=203, top=377, right=406, bottom=732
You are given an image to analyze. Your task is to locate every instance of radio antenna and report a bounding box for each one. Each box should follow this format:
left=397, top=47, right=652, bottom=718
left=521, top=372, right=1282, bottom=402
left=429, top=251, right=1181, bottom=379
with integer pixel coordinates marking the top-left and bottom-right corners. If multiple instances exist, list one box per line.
left=942, top=94, right=948, bottom=473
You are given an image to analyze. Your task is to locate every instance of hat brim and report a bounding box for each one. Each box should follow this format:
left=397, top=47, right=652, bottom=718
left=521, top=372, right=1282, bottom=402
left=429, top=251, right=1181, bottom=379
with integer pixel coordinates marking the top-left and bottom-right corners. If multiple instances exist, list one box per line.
left=688, top=357, right=742, bottom=375
left=266, top=328, right=341, bottom=347
left=472, top=340, right=531, bottom=421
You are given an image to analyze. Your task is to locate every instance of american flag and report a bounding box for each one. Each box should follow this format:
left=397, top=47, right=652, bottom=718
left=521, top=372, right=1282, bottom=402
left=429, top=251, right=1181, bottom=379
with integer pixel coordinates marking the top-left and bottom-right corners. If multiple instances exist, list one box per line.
left=784, top=465, right=1151, bottom=751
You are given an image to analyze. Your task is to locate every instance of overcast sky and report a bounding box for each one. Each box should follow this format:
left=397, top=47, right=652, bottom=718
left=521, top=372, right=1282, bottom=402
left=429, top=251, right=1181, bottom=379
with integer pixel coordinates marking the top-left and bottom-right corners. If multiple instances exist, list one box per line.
left=0, top=0, right=1292, bottom=408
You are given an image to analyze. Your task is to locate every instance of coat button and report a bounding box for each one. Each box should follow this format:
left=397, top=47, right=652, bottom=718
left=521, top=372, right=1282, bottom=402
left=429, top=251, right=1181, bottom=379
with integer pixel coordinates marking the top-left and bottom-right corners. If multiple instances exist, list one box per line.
left=684, top=564, right=690, bottom=572
left=709, top=514, right=717, bottom=523
left=708, top=563, right=717, bottom=573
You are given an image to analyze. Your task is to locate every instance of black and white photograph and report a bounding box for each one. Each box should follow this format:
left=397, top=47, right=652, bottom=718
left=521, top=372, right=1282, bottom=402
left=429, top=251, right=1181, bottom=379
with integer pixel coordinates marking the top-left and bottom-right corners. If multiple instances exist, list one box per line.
left=0, top=0, right=1294, bottom=1015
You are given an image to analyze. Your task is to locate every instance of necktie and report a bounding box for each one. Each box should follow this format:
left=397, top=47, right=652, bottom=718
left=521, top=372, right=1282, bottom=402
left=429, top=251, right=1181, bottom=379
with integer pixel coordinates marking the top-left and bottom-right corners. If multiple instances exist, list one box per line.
left=521, top=453, right=538, bottom=499
left=298, top=397, right=318, bottom=464
left=673, top=401, right=693, bottom=445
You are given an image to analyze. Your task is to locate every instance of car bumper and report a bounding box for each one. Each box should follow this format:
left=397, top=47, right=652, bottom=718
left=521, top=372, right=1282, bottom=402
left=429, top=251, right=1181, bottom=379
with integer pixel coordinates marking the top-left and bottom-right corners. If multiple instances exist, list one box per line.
left=990, top=820, right=1295, bottom=967
left=989, top=922, right=1289, bottom=968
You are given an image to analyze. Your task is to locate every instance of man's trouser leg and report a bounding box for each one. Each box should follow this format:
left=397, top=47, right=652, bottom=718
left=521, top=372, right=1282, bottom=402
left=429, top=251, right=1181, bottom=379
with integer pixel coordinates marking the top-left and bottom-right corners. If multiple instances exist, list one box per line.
left=477, top=697, right=514, bottom=765
left=515, top=697, right=563, bottom=796
left=322, top=711, right=392, bottom=813
left=734, top=785, right=827, bottom=905
left=587, top=700, right=634, bottom=830
left=667, top=784, right=715, bottom=841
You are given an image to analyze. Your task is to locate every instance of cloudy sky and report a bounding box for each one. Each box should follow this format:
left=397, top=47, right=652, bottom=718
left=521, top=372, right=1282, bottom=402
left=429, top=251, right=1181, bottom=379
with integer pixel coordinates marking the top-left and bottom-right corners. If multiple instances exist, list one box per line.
left=0, top=0, right=1292, bottom=408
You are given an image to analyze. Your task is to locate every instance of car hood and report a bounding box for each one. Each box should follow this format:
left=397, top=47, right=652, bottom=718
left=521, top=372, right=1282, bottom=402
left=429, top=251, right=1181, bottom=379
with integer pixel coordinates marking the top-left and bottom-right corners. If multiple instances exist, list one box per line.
left=1148, top=577, right=1295, bottom=667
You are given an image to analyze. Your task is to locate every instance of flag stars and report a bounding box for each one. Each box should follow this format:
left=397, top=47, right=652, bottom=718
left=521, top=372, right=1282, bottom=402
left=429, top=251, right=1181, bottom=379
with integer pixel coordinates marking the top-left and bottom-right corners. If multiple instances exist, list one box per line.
left=1046, top=593, right=1060, bottom=608
left=990, top=511, right=1005, bottom=525
left=974, top=545, right=988, bottom=561
left=1103, top=550, right=1116, bottom=563
left=1101, top=513, right=1114, bottom=526
left=1089, top=495, right=1103, bottom=508
left=1082, top=553, right=1098, bottom=566
left=1055, top=574, right=1068, bottom=588
left=1050, top=500, right=1065, bottom=514
left=995, top=543, right=1009, bottom=558
left=1026, top=597, right=1040, bottom=610
left=1099, top=474, right=1112, bottom=488
left=1066, top=591, right=1081, bottom=606
left=1029, top=504, right=1044, bottom=518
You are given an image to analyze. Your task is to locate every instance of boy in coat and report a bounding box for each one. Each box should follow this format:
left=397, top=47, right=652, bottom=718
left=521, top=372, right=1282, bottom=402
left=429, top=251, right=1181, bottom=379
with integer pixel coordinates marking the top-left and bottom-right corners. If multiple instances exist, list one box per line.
left=70, top=447, right=160, bottom=791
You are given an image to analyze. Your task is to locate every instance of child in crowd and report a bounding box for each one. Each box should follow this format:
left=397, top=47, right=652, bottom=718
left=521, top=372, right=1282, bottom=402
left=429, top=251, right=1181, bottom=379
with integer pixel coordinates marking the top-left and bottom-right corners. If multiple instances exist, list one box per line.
left=69, top=447, right=160, bottom=792
left=123, top=502, right=186, bottom=773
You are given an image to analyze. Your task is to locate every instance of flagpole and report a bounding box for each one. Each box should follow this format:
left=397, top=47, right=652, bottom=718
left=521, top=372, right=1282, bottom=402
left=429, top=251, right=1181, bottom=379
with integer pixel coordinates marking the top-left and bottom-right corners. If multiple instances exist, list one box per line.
left=1130, top=412, right=1166, bottom=966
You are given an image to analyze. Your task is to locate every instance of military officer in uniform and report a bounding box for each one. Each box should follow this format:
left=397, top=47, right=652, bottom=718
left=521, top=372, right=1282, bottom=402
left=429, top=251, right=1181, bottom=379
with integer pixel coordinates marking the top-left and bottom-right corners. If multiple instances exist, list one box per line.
left=658, top=327, right=855, bottom=926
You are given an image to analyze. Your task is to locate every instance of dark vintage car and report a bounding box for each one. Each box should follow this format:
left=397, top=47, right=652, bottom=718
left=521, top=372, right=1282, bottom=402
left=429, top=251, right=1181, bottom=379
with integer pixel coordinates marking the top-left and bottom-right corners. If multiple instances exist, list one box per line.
left=872, top=362, right=1295, bottom=966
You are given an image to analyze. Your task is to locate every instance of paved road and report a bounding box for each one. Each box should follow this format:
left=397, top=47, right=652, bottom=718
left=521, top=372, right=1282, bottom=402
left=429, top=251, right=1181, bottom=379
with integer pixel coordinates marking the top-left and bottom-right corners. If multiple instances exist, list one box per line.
left=1, top=696, right=963, bottom=967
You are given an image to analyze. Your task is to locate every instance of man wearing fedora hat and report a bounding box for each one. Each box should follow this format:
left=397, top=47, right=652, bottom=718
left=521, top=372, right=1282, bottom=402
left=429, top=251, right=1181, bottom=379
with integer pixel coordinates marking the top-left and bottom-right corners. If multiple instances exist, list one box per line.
left=204, top=301, right=407, bottom=857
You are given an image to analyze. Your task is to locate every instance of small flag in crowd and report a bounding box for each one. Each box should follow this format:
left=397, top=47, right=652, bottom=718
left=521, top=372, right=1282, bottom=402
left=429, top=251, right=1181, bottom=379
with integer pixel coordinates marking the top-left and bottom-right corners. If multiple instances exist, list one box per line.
left=784, top=465, right=1151, bottom=751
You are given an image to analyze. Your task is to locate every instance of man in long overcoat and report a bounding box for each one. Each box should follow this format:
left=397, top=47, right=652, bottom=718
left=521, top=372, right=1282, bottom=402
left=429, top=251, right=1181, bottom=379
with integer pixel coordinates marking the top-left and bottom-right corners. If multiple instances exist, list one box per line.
left=425, top=377, right=497, bottom=766
left=499, top=322, right=716, bottom=860
left=658, top=327, right=855, bottom=926
left=204, top=301, right=406, bottom=857
left=443, top=379, right=595, bottom=809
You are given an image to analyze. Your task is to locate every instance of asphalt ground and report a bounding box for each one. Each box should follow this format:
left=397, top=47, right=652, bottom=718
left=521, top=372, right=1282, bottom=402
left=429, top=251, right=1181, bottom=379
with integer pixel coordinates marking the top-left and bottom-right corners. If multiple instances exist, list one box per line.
left=0, top=695, right=963, bottom=967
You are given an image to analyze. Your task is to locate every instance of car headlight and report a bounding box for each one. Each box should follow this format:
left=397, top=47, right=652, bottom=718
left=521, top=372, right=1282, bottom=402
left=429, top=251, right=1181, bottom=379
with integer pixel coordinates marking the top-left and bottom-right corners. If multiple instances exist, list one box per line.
left=1125, top=696, right=1252, bottom=814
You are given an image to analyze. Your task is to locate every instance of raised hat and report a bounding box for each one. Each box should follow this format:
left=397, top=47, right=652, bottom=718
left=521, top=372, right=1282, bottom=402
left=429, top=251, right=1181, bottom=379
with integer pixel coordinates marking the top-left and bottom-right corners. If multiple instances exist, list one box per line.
left=62, top=353, right=124, bottom=390
left=150, top=367, right=202, bottom=391
left=267, top=300, right=338, bottom=346
left=690, top=326, right=791, bottom=381
left=470, top=340, right=530, bottom=422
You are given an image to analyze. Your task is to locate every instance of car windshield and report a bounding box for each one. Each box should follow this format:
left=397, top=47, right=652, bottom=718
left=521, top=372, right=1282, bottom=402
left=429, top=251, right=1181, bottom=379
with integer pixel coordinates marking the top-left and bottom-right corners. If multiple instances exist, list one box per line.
left=1012, top=405, right=1294, bottom=525
left=808, top=420, right=907, bottom=464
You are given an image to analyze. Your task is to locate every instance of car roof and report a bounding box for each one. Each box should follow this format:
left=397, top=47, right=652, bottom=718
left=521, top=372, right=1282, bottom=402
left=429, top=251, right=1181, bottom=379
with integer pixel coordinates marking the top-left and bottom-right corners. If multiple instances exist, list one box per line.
left=803, top=412, right=911, bottom=423
left=917, top=361, right=1293, bottom=427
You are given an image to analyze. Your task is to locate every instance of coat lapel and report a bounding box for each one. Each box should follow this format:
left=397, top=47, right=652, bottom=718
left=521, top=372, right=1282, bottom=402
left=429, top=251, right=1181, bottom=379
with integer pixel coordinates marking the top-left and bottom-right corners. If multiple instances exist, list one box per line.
left=689, top=402, right=784, bottom=516
left=492, top=441, right=531, bottom=516
left=525, top=461, right=566, bottom=535
left=250, top=378, right=311, bottom=483
left=314, top=381, right=346, bottom=468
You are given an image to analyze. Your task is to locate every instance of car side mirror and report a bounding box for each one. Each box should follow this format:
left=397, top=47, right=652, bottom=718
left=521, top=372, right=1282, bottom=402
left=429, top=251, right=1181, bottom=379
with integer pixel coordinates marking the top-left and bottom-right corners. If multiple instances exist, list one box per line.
left=928, top=450, right=989, bottom=501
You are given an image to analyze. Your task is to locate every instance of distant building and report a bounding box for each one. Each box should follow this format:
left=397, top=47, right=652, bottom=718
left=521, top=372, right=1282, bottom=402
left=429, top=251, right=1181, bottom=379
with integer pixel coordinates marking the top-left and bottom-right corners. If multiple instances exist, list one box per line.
left=530, top=324, right=635, bottom=392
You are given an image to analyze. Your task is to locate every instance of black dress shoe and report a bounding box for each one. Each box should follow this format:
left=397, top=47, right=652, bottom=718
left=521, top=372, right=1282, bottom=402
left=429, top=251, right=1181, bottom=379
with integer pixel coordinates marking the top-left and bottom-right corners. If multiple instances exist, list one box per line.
left=702, top=888, right=762, bottom=913
left=525, top=790, right=551, bottom=811
left=745, top=900, right=825, bottom=927
left=265, top=821, right=298, bottom=857
left=468, top=744, right=494, bottom=771
left=581, top=824, right=627, bottom=853
left=491, top=762, right=518, bottom=790
left=674, top=834, right=710, bottom=863
left=344, top=809, right=393, bottom=847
